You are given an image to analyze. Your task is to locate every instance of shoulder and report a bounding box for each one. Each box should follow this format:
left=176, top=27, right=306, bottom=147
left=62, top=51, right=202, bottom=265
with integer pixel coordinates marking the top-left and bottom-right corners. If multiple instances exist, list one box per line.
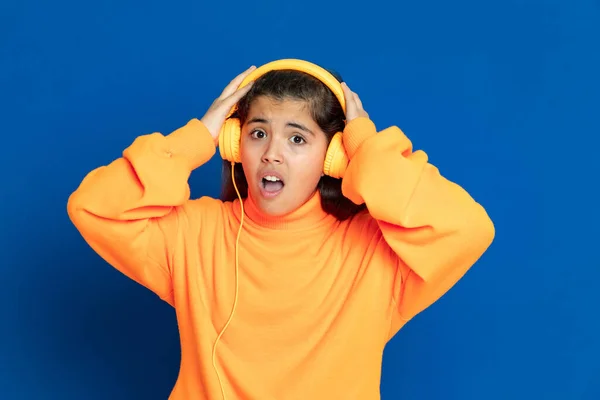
left=337, top=208, right=384, bottom=249
left=175, top=196, right=236, bottom=230
left=332, top=209, right=399, bottom=277
left=185, top=195, right=227, bottom=210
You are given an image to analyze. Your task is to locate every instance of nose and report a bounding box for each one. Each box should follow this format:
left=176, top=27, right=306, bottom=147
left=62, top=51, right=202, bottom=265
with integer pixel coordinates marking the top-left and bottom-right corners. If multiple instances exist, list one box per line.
left=261, top=137, right=283, bottom=164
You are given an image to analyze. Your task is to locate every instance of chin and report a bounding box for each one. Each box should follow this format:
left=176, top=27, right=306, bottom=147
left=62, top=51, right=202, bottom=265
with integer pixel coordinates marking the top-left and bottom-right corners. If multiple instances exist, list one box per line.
left=250, top=186, right=315, bottom=217
left=253, top=195, right=295, bottom=217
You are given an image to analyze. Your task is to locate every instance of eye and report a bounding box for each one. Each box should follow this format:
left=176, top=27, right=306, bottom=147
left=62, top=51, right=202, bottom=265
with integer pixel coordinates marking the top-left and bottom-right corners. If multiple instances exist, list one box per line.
left=250, top=129, right=266, bottom=139
left=290, top=135, right=306, bottom=145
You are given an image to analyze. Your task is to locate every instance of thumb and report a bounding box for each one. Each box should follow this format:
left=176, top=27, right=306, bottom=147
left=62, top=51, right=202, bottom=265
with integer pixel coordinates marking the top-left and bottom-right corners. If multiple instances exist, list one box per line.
left=224, top=81, right=254, bottom=110
left=341, top=82, right=356, bottom=120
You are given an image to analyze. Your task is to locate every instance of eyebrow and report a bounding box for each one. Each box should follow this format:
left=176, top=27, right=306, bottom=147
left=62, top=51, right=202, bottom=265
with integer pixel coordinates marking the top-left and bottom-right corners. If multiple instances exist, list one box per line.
left=246, top=117, right=315, bottom=136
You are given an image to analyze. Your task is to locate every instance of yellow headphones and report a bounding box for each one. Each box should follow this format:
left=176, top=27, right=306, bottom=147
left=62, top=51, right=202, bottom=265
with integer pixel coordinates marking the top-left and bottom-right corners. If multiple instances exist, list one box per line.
left=218, top=58, right=350, bottom=179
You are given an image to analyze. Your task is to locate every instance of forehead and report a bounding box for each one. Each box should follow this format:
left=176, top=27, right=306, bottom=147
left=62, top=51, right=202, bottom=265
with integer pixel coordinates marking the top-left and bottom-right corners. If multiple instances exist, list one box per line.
left=247, top=96, right=312, bottom=119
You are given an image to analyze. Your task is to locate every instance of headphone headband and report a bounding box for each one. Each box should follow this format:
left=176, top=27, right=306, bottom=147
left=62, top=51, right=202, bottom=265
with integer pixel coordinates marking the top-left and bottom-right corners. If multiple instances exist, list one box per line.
left=235, top=59, right=346, bottom=113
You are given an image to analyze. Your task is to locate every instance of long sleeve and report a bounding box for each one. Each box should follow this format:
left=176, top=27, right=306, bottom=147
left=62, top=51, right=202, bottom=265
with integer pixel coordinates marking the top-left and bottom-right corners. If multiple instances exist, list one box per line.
left=341, top=118, right=495, bottom=324
left=67, top=118, right=216, bottom=306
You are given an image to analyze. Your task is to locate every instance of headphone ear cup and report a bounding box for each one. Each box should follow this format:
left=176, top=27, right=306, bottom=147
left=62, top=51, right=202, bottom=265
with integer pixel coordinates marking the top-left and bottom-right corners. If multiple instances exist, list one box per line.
left=219, top=118, right=242, bottom=163
left=323, top=132, right=349, bottom=179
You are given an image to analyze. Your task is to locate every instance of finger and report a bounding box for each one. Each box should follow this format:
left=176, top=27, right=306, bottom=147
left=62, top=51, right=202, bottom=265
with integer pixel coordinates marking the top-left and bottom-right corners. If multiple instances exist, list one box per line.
left=220, top=65, right=256, bottom=99
left=341, top=81, right=352, bottom=98
left=342, top=82, right=364, bottom=109
left=341, top=82, right=357, bottom=114
left=211, top=82, right=254, bottom=120
left=224, top=80, right=254, bottom=107
left=346, top=84, right=367, bottom=115
left=352, top=91, right=364, bottom=111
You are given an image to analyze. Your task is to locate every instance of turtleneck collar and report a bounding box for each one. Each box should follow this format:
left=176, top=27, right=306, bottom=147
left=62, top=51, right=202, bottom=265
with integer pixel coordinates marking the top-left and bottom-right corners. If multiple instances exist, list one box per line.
left=231, top=190, right=335, bottom=231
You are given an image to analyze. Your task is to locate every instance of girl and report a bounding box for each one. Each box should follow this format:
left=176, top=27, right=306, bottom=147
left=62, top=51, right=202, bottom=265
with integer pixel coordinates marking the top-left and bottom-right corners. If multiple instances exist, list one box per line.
left=67, top=59, right=495, bottom=399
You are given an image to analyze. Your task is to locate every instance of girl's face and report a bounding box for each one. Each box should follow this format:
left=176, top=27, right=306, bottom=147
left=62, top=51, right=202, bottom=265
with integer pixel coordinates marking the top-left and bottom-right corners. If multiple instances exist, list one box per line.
left=240, top=96, right=329, bottom=216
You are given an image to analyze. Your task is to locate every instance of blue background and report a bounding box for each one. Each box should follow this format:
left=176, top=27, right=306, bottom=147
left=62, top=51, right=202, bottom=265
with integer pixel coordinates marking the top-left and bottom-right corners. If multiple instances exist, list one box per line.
left=2, top=0, right=598, bottom=398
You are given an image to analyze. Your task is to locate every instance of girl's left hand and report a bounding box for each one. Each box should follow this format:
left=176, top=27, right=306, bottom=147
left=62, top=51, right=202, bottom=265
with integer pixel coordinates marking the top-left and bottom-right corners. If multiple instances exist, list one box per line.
left=341, top=82, right=369, bottom=122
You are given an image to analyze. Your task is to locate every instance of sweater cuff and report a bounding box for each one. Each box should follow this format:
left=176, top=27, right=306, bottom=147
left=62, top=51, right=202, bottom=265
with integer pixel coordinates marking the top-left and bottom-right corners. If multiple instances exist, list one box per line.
left=166, top=118, right=216, bottom=170
left=343, top=117, right=377, bottom=159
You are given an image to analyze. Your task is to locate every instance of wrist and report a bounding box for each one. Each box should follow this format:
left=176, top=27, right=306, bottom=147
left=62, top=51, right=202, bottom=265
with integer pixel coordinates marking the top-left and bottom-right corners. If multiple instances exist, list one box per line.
left=343, top=117, right=377, bottom=159
left=167, top=118, right=217, bottom=170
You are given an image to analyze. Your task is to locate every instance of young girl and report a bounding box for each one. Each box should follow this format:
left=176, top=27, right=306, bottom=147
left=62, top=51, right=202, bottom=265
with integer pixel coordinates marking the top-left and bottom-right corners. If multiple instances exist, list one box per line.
left=67, top=59, right=495, bottom=399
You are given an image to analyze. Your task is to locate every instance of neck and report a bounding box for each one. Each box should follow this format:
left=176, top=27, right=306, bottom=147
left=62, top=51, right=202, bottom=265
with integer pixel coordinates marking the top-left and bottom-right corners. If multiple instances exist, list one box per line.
left=232, top=191, right=334, bottom=231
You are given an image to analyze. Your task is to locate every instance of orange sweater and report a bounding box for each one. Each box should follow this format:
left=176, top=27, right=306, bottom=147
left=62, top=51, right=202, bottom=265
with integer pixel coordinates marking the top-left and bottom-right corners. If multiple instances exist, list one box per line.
left=67, top=117, right=494, bottom=399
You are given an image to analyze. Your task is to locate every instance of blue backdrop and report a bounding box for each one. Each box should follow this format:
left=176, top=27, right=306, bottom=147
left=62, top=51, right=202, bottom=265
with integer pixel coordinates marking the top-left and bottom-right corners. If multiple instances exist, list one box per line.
left=2, top=0, right=598, bottom=398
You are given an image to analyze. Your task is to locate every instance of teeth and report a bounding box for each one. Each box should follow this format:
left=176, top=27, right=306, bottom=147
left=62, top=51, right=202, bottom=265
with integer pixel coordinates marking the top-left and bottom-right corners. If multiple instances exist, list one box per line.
left=264, top=175, right=280, bottom=182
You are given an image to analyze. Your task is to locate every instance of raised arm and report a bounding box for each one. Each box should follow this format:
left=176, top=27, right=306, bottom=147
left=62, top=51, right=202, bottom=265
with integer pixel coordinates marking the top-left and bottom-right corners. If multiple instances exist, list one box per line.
left=339, top=83, right=495, bottom=325
left=67, top=66, right=256, bottom=305
left=67, top=119, right=216, bottom=305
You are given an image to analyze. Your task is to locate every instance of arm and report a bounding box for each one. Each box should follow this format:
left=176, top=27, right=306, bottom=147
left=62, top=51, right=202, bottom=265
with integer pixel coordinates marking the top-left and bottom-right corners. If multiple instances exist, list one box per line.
left=67, top=119, right=216, bottom=305
left=67, top=66, right=256, bottom=305
left=341, top=116, right=495, bottom=323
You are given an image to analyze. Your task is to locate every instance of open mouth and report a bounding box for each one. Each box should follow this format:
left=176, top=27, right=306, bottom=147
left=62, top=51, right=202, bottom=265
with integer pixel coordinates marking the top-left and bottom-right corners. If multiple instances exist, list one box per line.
left=261, top=175, right=285, bottom=196
left=262, top=175, right=284, bottom=191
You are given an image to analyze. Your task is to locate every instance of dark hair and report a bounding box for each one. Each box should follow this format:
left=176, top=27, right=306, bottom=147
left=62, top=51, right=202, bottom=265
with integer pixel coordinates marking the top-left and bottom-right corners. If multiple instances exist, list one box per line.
left=220, top=68, right=366, bottom=221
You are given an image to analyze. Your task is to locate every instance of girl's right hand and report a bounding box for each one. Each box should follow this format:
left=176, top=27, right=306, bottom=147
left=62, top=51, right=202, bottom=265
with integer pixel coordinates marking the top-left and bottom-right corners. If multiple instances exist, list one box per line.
left=201, top=65, right=256, bottom=143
